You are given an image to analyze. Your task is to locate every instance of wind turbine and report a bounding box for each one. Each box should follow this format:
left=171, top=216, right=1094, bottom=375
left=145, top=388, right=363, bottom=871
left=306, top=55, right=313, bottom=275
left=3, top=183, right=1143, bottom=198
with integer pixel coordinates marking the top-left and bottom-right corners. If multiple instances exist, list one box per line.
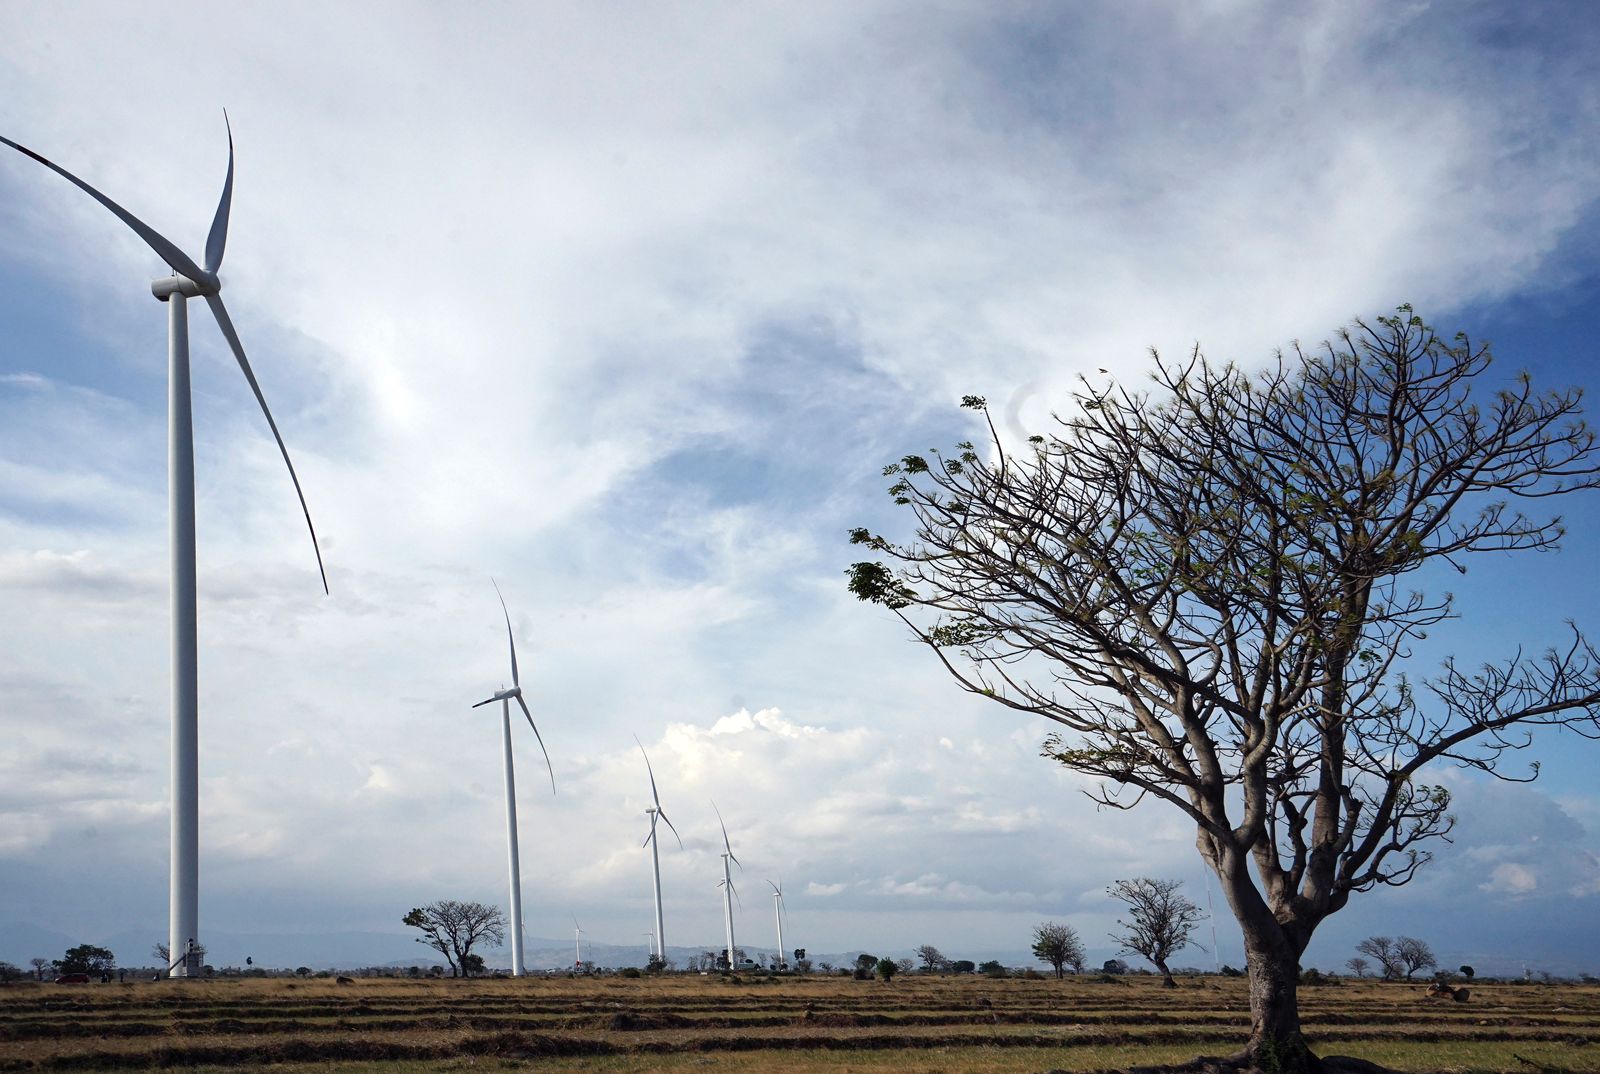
left=636, top=737, right=682, bottom=960
left=572, top=918, right=585, bottom=971
left=767, top=879, right=787, bottom=970
left=470, top=582, right=555, bottom=978
left=713, top=802, right=741, bottom=971
left=0, top=118, right=326, bottom=977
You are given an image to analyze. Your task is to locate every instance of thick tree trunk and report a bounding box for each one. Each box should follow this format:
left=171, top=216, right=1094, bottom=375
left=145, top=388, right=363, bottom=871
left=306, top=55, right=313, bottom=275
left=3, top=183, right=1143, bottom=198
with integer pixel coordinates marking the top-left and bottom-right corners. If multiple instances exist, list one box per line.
left=1156, top=959, right=1177, bottom=988
left=1241, top=926, right=1313, bottom=1074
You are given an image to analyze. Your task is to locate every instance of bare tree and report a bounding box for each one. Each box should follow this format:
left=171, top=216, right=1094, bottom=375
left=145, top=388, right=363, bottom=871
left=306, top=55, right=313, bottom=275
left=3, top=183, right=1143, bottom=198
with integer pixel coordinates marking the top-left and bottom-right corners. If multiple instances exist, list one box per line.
left=846, top=307, right=1600, bottom=1072
left=1396, top=936, right=1436, bottom=980
left=402, top=900, right=505, bottom=978
left=1344, top=957, right=1370, bottom=979
left=1355, top=937, right=1403, bottom=981
left=1108, top=878, right=1205, bottom=987
left=28, top=958, right=48, bottom=981
left=915, top=944, right=946, bottom=973
left=1031, top=921, right=1087, bottom=978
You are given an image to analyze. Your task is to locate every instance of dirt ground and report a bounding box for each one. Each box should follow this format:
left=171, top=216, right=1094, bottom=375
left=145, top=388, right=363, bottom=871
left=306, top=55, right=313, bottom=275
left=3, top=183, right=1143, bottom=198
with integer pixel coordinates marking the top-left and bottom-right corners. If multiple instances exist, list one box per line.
left=2, top=973, right=1597, bottom=1073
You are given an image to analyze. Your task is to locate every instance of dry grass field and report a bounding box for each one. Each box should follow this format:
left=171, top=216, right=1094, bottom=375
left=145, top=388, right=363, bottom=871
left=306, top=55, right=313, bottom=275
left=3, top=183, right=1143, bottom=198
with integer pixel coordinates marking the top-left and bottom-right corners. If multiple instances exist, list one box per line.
left=2, top=973, right=1598, bottom=1073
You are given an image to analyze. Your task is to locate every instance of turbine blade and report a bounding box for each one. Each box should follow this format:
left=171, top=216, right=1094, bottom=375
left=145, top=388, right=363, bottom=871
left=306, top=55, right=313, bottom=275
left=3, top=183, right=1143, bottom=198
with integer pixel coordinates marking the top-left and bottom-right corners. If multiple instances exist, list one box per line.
left=657, top=807, right=684, bottom=850
left=470, top=696, right=498, bottom=708
left=204, top=111, right=233, bottom=274
left=713, top=801, right=733, bottom=856
left=0, top=133, right=207, bottom=282
left=203, top=294, right=328, bottom=594
left=636, top=736, right=664, bottom=809
left=515, top=693, right=556, bottom=795
left=767, top=880, right=780, bottom=896
left=493, top=578, right=519, bottom=687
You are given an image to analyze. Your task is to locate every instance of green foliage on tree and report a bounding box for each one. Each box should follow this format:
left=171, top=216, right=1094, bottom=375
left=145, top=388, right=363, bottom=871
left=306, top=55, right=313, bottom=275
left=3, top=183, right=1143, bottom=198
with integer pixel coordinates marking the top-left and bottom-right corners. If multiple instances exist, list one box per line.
left=54, top=944, right=115, bottom=976
left=1031, top=921, right=1087, bottom=978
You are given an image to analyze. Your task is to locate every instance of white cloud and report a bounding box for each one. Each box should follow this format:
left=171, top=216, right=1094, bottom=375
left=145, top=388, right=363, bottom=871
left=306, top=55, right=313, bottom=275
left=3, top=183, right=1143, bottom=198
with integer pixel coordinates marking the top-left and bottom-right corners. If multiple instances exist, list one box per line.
left=1481, top=863, right=1539, bottom=897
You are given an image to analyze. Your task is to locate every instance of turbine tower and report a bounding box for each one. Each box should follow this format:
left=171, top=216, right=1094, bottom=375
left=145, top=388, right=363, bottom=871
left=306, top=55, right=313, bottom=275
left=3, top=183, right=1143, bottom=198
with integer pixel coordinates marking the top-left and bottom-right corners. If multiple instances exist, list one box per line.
left=1, top=119, right=326, bottom=977
left=767, top=880, right=787, bottom=970
left=713, top=802, right=741, bottom=971
left=636, top=738, right=682, bottom=960
left=572, top=918, right=585, bottom=970
left=471, top=583, right=555, bottom=978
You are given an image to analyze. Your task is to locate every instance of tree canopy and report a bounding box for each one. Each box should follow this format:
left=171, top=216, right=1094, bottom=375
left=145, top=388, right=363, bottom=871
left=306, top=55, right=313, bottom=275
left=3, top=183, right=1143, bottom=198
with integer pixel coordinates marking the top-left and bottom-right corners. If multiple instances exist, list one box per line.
left=1108, top=878, right=1204, bottom=987
left=1031, top=921, right=1087, bottom=978
left=403, top=900, right=505, bottom=978
left=848, top=307, right=1600, bottom=1070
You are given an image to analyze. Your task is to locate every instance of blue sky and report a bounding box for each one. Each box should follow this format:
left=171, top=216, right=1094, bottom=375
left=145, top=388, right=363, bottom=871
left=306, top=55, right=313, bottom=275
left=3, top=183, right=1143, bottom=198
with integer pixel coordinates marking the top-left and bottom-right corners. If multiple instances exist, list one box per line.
left=2, top=1, right=1599, bottom=975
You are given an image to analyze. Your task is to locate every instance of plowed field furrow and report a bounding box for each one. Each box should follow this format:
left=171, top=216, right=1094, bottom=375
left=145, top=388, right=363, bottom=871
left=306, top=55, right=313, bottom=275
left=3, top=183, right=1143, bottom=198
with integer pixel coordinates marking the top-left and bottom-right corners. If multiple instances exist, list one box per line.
left=5, top=977, right=1598, bottom=1073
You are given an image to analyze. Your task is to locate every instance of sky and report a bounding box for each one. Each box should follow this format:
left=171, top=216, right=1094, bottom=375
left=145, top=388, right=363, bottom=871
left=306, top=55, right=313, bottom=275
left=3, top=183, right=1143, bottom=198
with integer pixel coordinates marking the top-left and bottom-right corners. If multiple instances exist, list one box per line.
left=3, top=1, right=1600, bottom=976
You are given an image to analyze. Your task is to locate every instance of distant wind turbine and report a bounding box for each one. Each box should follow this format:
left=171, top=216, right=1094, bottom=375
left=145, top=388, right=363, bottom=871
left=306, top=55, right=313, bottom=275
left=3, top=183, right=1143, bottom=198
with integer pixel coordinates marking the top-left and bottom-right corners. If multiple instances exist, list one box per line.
left=0, top=117, right=326, bottom=976
left=636, top=737, right=682, bottom=960
left=572, top=917, right=585, bottom=970
left=470, top=582, right=555, bottom=977
left=713, top=802, right=741, bottom=971
left=767, top=880, right=787, bottom=970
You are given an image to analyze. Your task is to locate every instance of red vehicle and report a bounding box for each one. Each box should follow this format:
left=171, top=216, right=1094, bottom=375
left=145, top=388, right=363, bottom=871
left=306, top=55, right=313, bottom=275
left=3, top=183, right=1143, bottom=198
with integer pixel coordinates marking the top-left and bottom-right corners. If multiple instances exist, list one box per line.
left=54, top=973, right=90, bottom=984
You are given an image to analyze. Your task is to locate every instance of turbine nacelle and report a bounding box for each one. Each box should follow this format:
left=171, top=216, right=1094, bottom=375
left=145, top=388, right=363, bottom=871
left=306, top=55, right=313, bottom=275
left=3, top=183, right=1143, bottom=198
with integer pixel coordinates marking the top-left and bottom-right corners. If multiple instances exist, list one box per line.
left=473, top=685, right=523, bottom=708
left=151, top=272, right=221, bottom=300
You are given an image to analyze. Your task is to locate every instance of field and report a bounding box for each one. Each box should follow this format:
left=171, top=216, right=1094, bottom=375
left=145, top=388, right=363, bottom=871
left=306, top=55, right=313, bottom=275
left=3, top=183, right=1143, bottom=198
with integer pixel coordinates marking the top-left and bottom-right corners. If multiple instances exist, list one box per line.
left=3, top=974, right=1599, bottom=1073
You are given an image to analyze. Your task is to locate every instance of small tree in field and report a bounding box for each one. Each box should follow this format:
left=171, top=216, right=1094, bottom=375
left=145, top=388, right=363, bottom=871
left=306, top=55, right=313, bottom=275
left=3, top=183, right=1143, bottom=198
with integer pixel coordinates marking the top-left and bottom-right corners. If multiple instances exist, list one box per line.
left=1108, top=878, right=1205, bottom=987
left=1032, top=921, right=1087, bottom=978
left=1344, top=957, right=1370, bottom=979
left=1356, top=936, right=1404, bottom=981
left=847, top=308, right=1600, bottom=1072
left=1396, top=937, right=1436, bottom=979
left=54, top=945, right=115, bottom=976
left=915, top=944, right=947, bottom=973
left=876, top=957, right=898, bottom=982
left=403, top=901, right=505, bottom=978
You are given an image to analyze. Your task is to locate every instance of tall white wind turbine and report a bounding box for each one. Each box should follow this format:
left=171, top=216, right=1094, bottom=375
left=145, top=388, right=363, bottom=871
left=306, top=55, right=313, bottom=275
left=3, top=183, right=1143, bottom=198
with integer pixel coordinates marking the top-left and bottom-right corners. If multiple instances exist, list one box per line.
left=0, top=118, right=326, bottom=977
left=636, top=738, right=682, bottom=960
left=471, top=583, right=555, bottom=978
left=767, top=880, right=787, bottom=970
left=572, top=917, right=585, bottom=970
left=713, top=802, right=741, bottom=971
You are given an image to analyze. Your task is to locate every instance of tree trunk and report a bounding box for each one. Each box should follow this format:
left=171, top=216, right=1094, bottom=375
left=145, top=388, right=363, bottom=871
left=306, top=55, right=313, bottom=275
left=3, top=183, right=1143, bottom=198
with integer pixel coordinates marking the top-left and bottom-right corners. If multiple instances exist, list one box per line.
left=1156, top=960, right=1177, bottom=988
left=1241, top=927, right=1313, bottom=1074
